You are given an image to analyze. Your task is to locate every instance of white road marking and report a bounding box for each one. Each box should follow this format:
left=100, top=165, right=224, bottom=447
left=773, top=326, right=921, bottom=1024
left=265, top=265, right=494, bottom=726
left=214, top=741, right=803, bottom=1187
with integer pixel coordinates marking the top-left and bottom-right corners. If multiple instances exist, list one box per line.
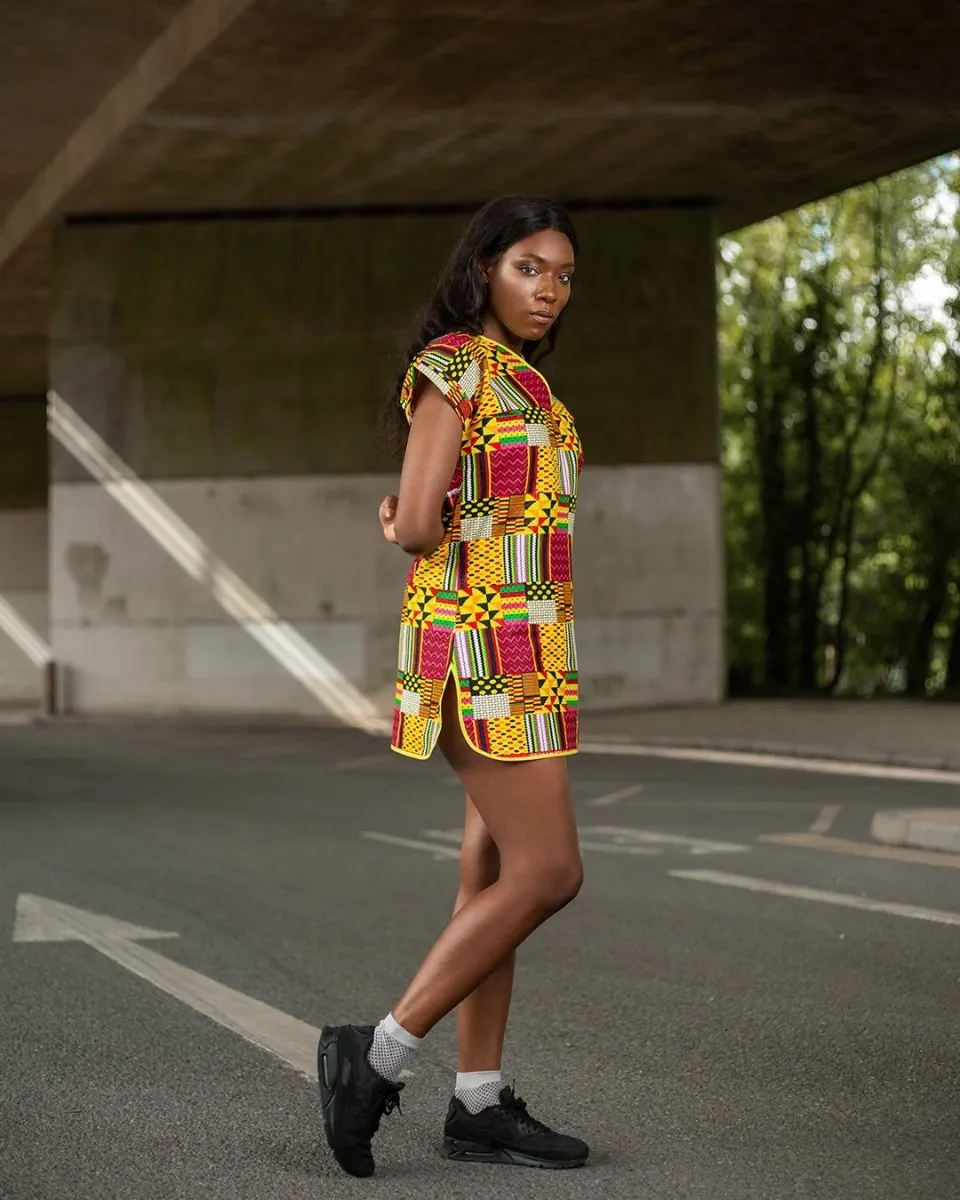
left=13, top=895, right=321, bottom=1079
left=809, top=804, right=841, bottom=834
left=623, top=799, right=814, bottom=811
left=759, top=831, right=960, bottom=870
left=580, top=825, right=749, bottom=855
left=587, top=783, right=646, bottom=808
left=424, top=825, right=662, bottom=856
left=580, top=741, right=960, bottom=785
left=362, top=831, right=460, bottom=860
left=577, top=840, right=661, bottom=856
left=671, top=870, right=960, bottom=927
left=374, top=825, right=747, bottom=860
left=421, top=829, right=464, bottom=844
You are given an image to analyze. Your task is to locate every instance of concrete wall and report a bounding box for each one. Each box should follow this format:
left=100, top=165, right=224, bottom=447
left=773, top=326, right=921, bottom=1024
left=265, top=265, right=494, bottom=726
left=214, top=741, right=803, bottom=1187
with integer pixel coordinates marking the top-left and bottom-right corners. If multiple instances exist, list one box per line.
left=49, top=462, right=721, bottom=716
left=50, top=210, right=723, bottom=718
left=0, top=396, right=49, bottom=707
left=49, top=474, right=398, bottom=715
left=0, top=508, right=48, bottom=706
left=551, top=209, right=719, bottom=466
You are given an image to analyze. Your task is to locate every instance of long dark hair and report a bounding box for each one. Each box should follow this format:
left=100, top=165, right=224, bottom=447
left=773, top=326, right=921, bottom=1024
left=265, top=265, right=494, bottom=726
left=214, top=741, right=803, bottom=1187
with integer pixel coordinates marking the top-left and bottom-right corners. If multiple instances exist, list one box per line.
left=381, top=195, right=579, bottom=458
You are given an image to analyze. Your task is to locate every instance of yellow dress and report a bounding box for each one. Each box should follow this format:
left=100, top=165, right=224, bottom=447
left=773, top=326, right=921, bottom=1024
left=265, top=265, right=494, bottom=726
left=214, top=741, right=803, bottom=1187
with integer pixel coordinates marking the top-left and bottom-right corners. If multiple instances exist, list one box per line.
left=391, top=332, right=583, bottom=761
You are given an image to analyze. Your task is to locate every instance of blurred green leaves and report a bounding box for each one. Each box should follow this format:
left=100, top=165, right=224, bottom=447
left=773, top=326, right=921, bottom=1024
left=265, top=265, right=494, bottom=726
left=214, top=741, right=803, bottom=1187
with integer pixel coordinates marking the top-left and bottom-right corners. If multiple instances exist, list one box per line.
left=720, top=158, right=960, bottom=697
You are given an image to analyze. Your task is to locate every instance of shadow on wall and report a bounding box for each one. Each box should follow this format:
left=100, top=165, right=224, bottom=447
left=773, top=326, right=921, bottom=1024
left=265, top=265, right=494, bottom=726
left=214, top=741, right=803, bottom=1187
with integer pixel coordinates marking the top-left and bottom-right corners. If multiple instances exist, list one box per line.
left=46, top=391, right=389, bottom=733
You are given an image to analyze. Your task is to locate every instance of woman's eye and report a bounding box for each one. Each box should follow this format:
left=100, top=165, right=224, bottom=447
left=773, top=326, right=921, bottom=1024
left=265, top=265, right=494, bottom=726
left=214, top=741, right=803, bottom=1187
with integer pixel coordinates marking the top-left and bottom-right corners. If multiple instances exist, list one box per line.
left=559, top=273, right=572, bottom=285
left=518, top=264, right=537, bottom=276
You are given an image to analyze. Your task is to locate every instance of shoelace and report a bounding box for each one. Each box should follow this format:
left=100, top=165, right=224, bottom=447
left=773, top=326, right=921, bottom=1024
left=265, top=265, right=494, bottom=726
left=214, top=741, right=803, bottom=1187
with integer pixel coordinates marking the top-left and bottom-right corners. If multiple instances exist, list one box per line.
left=371, top=1082, right=404, bottom=1133
left=500, top=1088, right=554, bottom=1136
left=352, top=1081, right=404, bottom=1144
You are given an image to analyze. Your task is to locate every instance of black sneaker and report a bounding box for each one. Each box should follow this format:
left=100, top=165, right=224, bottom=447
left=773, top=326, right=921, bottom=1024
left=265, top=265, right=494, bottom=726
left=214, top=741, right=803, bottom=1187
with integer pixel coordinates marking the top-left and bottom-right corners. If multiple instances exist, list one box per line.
left=441, top=1085, right=589, bottom=1169
left=318, top=1024, right=404, bottom=1178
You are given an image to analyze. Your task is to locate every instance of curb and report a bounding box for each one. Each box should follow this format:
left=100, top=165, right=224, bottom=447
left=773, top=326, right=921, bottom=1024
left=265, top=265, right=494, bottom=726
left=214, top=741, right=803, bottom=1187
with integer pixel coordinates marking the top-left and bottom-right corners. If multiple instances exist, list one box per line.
left=872, top=810, right=960, bottom=853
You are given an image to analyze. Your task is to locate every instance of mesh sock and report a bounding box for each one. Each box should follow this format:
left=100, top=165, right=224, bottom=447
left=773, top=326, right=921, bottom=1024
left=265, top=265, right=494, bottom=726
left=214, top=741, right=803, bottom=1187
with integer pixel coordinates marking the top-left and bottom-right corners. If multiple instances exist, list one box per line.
left=367, top=1013, right=422, bottom=1083
left=455, top=1070, right=503, bottom=1114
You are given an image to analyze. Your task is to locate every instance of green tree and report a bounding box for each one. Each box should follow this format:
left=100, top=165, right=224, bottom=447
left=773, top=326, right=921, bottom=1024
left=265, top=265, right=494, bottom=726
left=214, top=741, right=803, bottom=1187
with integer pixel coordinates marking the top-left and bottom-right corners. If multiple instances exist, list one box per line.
left=720, top=159, right=958, bottom=696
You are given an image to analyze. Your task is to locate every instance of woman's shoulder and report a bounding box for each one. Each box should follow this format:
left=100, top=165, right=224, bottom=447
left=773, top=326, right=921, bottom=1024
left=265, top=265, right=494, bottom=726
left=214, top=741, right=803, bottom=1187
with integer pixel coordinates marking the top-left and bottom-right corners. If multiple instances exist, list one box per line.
left=414, top=331, right=488, bottom=368
left=408, top=333, right=490, bottom=398
left=402, top=332, right=490, bottom=420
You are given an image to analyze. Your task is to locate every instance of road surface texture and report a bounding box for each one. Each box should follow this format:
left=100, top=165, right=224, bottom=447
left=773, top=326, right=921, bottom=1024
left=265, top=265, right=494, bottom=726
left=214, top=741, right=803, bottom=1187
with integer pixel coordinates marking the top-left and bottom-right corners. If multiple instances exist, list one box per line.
left=2, top=720, right=959, bottom=1200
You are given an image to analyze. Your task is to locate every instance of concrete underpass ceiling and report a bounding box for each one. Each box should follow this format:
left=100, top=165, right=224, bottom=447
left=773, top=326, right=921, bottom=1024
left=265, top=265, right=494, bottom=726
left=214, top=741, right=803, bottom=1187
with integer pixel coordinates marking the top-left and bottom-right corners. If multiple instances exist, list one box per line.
left=2, top=0, right=960, bottom=392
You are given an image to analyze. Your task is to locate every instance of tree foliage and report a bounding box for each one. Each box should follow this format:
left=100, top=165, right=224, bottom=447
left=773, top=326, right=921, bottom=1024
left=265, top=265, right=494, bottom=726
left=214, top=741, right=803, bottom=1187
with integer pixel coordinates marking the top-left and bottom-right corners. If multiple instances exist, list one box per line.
left=720, top=158, right=960, bottom=697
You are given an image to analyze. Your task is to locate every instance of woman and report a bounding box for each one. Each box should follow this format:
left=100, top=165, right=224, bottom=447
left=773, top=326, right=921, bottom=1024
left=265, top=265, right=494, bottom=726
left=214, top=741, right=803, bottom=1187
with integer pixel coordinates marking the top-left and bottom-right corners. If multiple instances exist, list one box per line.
left=319, top=195, right=588, bottom=1177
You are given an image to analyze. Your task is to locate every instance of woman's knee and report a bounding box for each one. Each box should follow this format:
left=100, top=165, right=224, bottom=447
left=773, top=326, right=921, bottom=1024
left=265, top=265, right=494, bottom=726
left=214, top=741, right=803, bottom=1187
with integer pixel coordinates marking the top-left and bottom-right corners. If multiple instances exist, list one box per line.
left=524, top=852, right=584, bottom=914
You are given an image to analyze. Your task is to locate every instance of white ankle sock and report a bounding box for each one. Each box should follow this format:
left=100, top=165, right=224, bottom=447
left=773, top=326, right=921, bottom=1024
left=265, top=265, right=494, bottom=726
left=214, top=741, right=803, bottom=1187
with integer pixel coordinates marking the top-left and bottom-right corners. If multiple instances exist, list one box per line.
left=455, top=1070, right=503, bottom=1114
left=367, top=1013, right=422, bottom=1083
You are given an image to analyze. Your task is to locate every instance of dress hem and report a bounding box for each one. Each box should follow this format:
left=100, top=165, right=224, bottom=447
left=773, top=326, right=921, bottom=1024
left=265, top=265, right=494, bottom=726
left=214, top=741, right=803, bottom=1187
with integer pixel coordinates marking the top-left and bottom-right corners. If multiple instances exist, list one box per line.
left=389, top=741, right=578, bottom=763
left=391, top=665, right=579, bottom=762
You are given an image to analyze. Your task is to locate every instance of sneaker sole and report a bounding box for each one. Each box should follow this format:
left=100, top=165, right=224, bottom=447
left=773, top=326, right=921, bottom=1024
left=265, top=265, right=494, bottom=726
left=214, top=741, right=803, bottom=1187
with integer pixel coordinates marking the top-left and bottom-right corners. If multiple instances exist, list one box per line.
left=317, top=1028, right=340, bottom=1153
left=441, top=1136, right=587, bottom=1170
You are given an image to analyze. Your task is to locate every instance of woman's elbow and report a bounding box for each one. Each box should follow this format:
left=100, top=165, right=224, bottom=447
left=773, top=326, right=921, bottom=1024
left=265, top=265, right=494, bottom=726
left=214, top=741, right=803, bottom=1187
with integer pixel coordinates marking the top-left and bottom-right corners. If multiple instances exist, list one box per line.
left=394, top=515, right=440, bottom=556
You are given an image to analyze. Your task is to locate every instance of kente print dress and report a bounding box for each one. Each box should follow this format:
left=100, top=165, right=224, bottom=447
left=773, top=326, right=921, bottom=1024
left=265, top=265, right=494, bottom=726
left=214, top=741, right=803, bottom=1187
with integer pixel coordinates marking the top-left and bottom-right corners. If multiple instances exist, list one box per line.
left=391, top=332, right=583, bottom=761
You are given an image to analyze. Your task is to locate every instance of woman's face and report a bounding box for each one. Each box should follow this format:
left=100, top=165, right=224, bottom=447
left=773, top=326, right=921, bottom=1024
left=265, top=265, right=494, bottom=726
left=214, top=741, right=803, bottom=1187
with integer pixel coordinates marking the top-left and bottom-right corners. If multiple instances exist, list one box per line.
left=482, top=228, right=575, bottom=349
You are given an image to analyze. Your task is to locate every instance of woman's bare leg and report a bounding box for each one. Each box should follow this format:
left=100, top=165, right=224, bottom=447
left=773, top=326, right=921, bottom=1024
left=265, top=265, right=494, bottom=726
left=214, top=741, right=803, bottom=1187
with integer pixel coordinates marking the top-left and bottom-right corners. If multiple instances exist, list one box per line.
left=391, top=681, right=582, bottom=1038
left=453, top=795, right=515, bottom=1071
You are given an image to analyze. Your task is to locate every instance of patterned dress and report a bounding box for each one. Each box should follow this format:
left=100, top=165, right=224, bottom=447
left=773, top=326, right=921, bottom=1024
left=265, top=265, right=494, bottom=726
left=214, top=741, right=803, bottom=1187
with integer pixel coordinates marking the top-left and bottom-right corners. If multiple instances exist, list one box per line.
left=390, top=332, right=583, bottom=762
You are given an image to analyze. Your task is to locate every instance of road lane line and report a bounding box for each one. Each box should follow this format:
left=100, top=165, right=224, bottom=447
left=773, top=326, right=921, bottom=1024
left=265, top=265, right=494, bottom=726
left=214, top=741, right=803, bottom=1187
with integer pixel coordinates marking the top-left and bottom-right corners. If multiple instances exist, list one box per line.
left=582, top=825, right=749, bottom=854
left=362, top=831, right=460, bottom=859
left=759, top=832, right=960, bottom=869
left=578, top=841, right=661, bottom=856
left=580, top=741, right=960, bottom=784
left=423, top=827, right=663, bottom=856
left=587, top=784, right=646, bottom=808
left=624, top=799, right=813, bottom=811
left=421, top=829, right=464, bottom=844
left=670, top=870, right=960, bottom=927
left=382, top=827, right=663, bottom=857
left=809, top=805, right=841, bottom=834
left=14, top=895, right=321, bottom=1079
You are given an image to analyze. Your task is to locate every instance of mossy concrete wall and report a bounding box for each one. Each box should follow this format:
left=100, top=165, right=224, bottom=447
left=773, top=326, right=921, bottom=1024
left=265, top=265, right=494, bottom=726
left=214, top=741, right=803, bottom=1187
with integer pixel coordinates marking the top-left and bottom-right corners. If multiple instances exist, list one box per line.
left=50, top=209, right=718, bottom=480
left=48, top=210, right=723, bottom=716
left=0, top=396, right=47, bottom=509
left=50, top=215, right=464, bottom=480
left=551, top=208, right=718, bottom=465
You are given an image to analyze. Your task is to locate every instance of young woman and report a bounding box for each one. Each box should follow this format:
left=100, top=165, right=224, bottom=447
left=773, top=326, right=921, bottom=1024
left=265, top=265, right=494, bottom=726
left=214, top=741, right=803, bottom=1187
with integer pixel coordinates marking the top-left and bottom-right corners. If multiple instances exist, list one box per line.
left=319, top=195, right=587, bottom=1177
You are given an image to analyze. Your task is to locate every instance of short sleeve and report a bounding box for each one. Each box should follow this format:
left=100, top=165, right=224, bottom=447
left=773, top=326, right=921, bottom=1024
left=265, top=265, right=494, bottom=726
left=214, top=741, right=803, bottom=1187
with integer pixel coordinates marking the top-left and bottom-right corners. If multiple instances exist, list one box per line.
left=400, top=334, right=486, bottom=428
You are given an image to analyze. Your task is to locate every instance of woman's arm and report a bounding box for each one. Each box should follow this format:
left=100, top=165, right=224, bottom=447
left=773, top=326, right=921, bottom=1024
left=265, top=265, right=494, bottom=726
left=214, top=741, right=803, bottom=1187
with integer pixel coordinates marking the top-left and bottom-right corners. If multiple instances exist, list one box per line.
left=391, top=381, right=463, bottom=556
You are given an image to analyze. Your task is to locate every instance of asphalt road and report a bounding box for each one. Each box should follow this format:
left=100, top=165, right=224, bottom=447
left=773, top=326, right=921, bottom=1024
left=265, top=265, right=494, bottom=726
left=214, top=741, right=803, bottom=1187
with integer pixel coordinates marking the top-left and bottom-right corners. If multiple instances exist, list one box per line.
left=2, top=719, right=959, bottom=1200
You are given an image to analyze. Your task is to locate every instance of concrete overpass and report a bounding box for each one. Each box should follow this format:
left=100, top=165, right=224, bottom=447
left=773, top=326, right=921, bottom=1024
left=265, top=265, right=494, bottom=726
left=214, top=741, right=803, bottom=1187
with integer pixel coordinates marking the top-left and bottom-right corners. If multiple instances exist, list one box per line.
left=1, top=0, right=958, bottom=717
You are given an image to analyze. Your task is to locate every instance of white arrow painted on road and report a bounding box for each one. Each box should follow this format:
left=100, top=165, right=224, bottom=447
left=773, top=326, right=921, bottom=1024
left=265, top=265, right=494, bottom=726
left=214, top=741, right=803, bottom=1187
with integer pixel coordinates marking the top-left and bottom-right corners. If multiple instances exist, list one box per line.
left=13, top=894, right=320, bottom=1080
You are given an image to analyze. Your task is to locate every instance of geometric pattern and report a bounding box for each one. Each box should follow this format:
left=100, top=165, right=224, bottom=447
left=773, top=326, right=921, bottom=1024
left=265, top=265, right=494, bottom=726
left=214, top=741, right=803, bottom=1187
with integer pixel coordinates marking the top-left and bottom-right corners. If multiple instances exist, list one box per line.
left=391, top=332, right=584, bottom=762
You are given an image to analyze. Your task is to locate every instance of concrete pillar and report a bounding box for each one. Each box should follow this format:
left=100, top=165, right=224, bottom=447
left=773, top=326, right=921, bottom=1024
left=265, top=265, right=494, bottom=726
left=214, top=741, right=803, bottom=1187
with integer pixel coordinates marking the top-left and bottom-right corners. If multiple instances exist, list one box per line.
left=552, top=208, right=725, bottom=708
left=48, top=215, right=462, bottom=715
left=49, top=207, right=723, bottom=718
left=0, top=396, right=49, bottom=706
